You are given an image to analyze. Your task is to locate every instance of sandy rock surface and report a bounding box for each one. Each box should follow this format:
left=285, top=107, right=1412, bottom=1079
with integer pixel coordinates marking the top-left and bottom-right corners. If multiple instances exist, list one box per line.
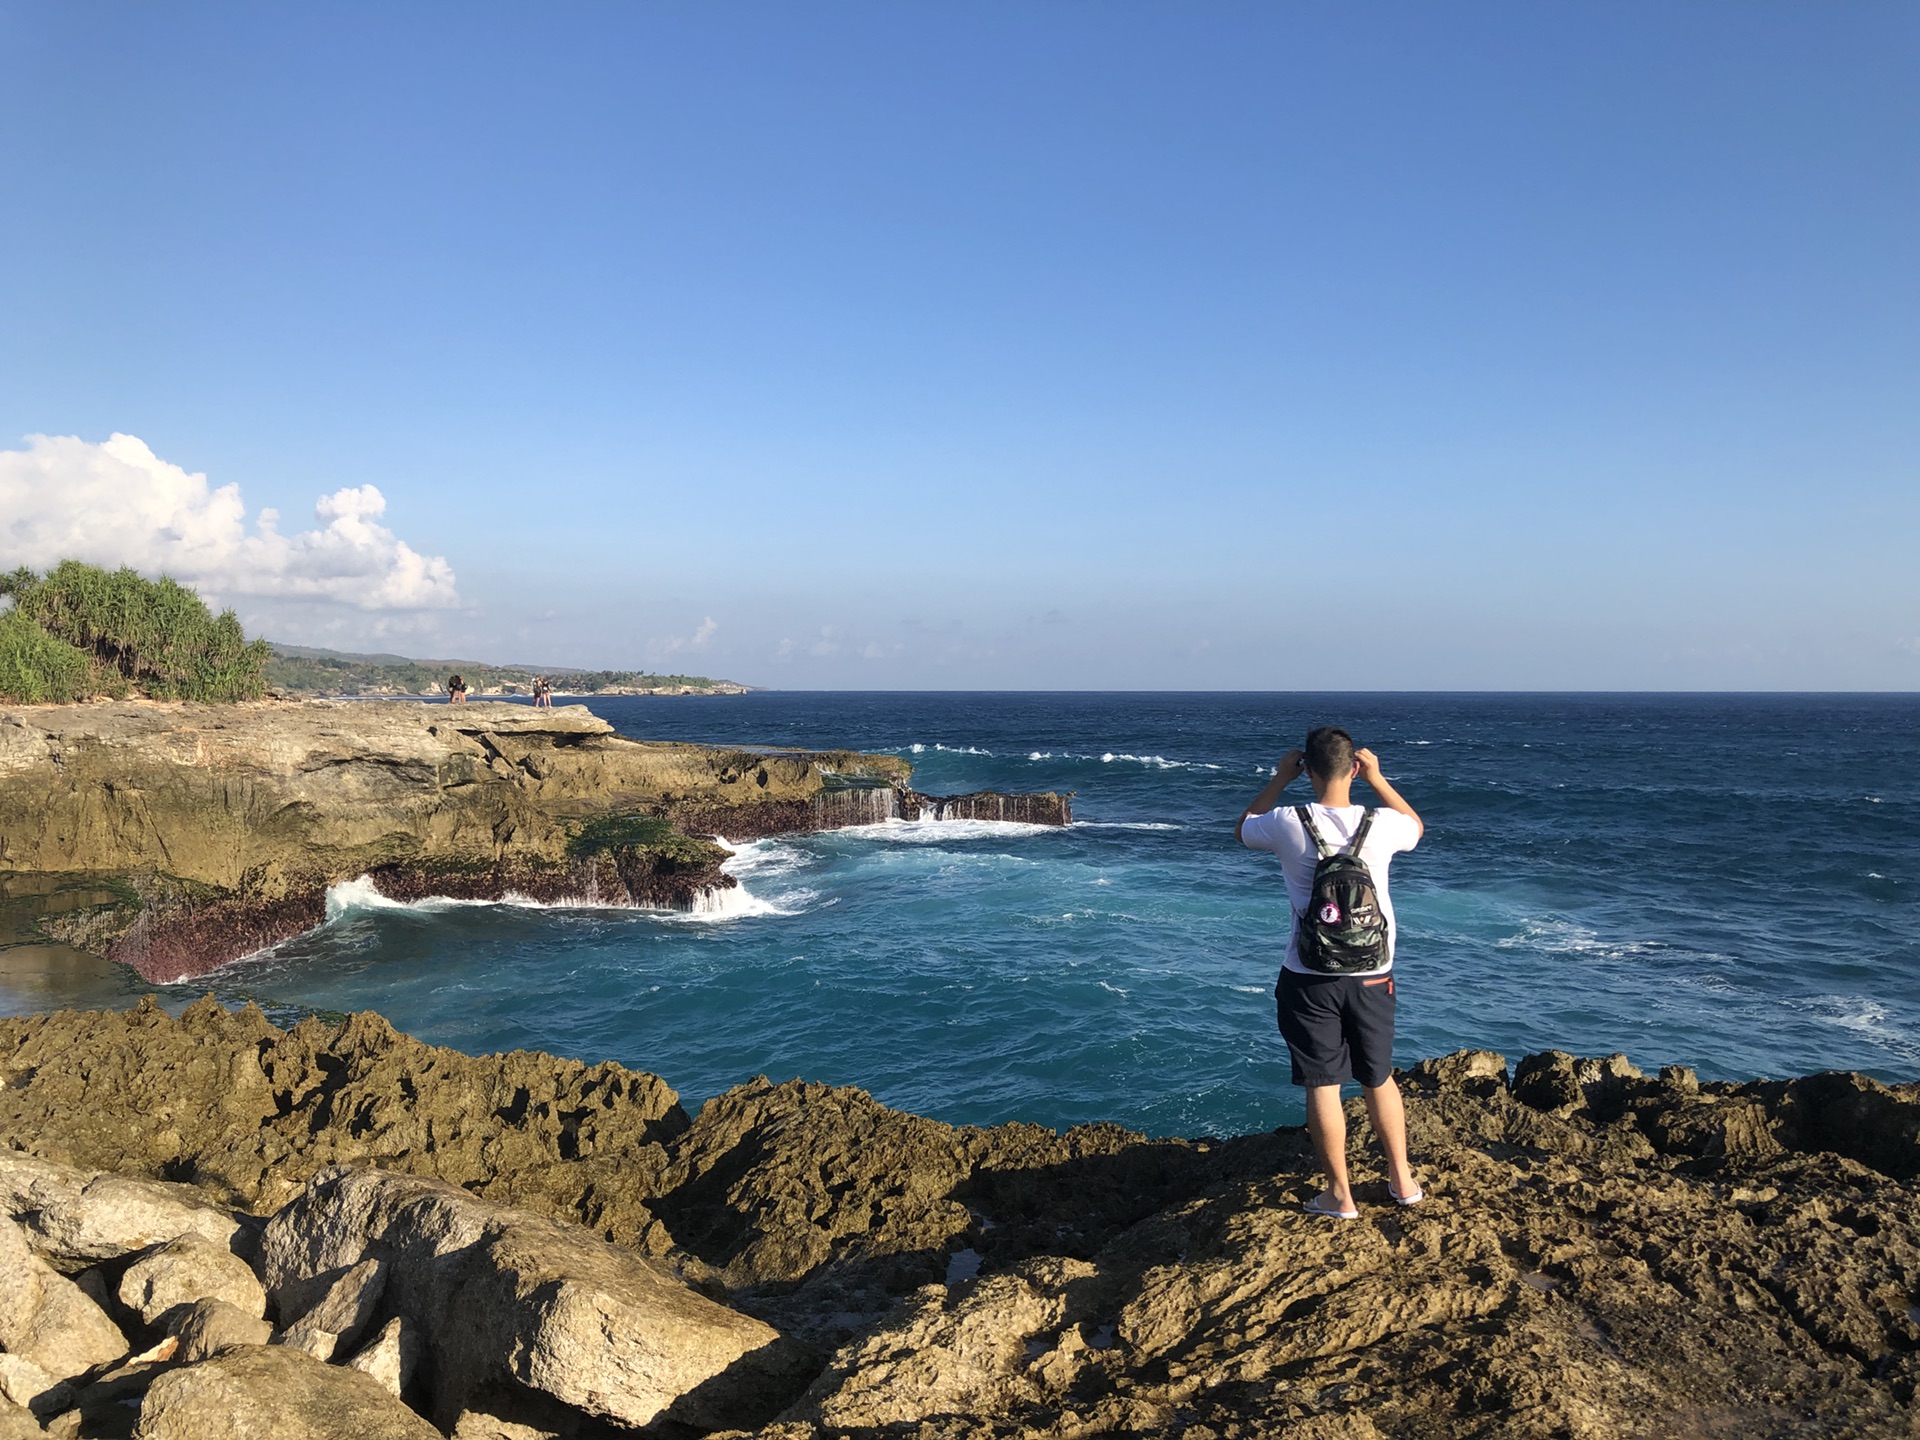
left=0, top=1003, right=1915, bottom=1438
left=117, top=1234, right=264, bottom=1327
left=260, top=1165, right=795, bottom=1430
left=0, top=1397, right=44, bottom=1440
left=167, top=1298, right=271, bottom=1363
left=343, top=1316, right=420, bottom=1399
left=132, top=1344, right=441, bottom=1440
left=278, top=1256, right=387, bottom=1361
left=0, top=997, right=688, bottom=1219
left=0, top=1153, right=244, bottom=1266
left=0, top=1214, right=127, bottom=1383
left=0, top=1352, right=70, bottom=1420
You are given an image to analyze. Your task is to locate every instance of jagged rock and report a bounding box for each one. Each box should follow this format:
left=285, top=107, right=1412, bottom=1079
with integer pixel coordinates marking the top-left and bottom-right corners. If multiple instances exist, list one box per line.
left=0, top=1151, right=245, bottom=1266
left=1405, top=1048, right=1509, bottom=1093
left=653, top=1077, right=982, bottom=1289
left=0, top=1213, right=128, bottom=1381
left=9, top=1009, right=1920, bottom=1439
left=167, top=1298, right=273, bottom=1363
left=449, top=1412, right=548, bottom=1440
left=1771, top=1070, right=1920, bottom=1180
left=0, top=1396, right=47, bottom=1440
left=0, top=1215, right=44, bottom=1333
left=1511, top=1049, right=1587, bottom=1113
left=447, top=1382, right=609, bottom=1440
left=344, top=1316, right=421, bottom=1400
left=69, top=1266, right=114, bottom=1314
left=1, top=1272, right=128, bottom=1382
left=0, top=1353, right=72, bottom=1418
left=450, top=1414, right=551, bottom=1440
left=66, top=1355, right=176, bottom=1431
left=791, top=1258, right=1098, bottom=1428
left=0, top=1000, right=688, bottom=1227
left=117, top=1233, right=265, bottom=1326
left=259, top=1166, right=798, bottom=1430
left=131, top=1345, right=440, bottom=1440
left=278, top=1257, right=386, bottom=1361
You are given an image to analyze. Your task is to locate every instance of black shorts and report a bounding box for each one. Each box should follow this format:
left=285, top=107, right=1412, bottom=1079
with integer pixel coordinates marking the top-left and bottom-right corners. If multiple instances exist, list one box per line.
left=1275, top=968, right=1397, bottom=1088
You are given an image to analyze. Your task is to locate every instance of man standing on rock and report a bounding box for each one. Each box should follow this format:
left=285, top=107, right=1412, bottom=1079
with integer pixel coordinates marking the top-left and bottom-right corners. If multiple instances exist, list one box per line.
left=1237, top=726, right=1424, bottom=1218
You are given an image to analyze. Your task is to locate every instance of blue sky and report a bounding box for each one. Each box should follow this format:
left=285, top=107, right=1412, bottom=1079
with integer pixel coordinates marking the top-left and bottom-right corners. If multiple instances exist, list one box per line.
left=2, top=3, right=1915, bottom=688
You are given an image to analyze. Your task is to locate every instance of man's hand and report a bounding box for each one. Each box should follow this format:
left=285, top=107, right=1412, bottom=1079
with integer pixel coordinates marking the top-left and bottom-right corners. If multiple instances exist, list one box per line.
left=1238, top=748, right=1305, bottom=846
left=1353, top=746, right=1423, bottom=839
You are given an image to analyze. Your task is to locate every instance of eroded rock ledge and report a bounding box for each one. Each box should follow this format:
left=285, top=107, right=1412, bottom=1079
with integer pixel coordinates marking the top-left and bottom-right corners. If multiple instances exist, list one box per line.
left=0, top=1001, right=1915, bottom=1438
left=0, top=701, right=1069, bottom=982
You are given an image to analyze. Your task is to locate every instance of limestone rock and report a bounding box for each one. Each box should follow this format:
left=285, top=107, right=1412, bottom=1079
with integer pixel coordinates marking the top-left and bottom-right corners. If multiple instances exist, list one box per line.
left=0, top=1000, right=688, bottom=1228
left=449, top=1412, right=553, bottom=1440
left=344, top=1316, right=420, bottom=1399
left=0, top=1396, right=47, bottom=1440
left=0, top=1151, right=244, bottom=1266
left=0, top=699, right=921, bottom=982
left=445, top=1378, right=653, bottom=1439
left=1512, top=1049, right=1587, bottom=1114
left=132, top=1345, right=440, bottom=1440
left=260, top=1166, right=793, bottom=1430
left=9, top=1012, right=1920, bottom=1439
left=167, top=1298, right=272, bottom=1363
left=0, top=1353, right=72, bottom=1419
left=3, top=1271, right=128, bottom=1382
left=793, top=1258, right=1097, bottom=1428
left=69, top=1266, right=114, bottom=1314
left=0, top=1215, right=45, bottom=1337
left=118, top=1233, right=265, bottom=1326
left=278, top=1257, right=386, bottom=1362
left=65, top=1355, right=175, bottom=1426
left=0, top=1214, right=127, bottom=1382
left=1406, top=1048, right=1508, bottom=1093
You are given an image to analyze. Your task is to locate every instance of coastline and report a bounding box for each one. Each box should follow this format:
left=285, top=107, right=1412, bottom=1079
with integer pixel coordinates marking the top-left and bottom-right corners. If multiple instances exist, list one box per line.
left=0, top=999, right=1914, bottom=1437
left=0, top=698, right=1068, bottom=985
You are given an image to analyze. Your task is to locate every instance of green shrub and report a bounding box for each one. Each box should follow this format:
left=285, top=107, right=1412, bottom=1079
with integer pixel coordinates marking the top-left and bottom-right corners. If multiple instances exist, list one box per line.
left=0, top=609, right=96, bottom=703
left=0, top=561, right=270, bottom=702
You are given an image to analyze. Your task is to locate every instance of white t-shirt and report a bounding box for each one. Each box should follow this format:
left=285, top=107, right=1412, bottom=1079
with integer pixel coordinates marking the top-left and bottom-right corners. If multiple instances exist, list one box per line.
left=1239, top=803, right=1421, bottom=975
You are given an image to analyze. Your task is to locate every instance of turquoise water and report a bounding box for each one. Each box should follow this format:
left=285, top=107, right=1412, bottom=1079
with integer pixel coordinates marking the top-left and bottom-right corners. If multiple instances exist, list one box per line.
left=3, top=693, right=1915, bottom=1135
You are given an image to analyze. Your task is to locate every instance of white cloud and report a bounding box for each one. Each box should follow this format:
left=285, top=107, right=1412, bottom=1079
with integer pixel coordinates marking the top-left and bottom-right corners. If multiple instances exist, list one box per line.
left=0, top=432, right=458, bottom=609
left=662, top=616, right=719, bottom=653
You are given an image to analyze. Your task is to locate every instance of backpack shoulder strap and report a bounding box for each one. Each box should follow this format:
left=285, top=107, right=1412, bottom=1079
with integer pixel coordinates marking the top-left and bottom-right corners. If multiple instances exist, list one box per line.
left=1343, top=807, right=1377, bottom=858
left=1295, top=805, right=1330, bottom=859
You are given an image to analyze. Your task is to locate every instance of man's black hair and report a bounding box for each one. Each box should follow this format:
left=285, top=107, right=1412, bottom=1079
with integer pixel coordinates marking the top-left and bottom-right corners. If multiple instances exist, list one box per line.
left=1304, top=726, right=1355, bottom=783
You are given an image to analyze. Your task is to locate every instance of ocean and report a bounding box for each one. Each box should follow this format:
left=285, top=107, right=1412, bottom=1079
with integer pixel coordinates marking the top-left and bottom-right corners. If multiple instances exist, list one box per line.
left=3, top=692, right=1915, bottom=1135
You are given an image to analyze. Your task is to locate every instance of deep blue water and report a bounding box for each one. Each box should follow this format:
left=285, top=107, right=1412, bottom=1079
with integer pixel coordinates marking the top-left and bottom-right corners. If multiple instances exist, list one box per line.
left=3, top=693, right=1915, bottom=1136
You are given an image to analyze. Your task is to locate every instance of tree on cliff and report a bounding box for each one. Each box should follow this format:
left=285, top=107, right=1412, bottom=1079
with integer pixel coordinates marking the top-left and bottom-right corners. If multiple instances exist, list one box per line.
left=0, top=561, right=271, bottom=703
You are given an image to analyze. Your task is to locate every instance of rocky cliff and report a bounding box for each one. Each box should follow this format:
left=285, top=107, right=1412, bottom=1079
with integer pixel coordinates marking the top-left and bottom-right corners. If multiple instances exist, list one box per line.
left=0, top=701, right=1069, bottom=983
left=0, top=1002, right=1914, bottom=1438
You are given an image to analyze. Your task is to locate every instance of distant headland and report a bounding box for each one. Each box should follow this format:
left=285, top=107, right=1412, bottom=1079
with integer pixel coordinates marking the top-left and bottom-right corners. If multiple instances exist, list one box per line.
left=264, top=643, right=750, bottom=699
left=0, top=558, right=749, bottom=704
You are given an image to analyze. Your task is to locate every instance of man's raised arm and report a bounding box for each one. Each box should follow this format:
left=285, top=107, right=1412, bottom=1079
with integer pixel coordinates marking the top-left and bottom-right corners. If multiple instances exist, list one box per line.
left=1236, top=748, right=1305, bottom=846
left=1354, top=747, right=1423, bottom=839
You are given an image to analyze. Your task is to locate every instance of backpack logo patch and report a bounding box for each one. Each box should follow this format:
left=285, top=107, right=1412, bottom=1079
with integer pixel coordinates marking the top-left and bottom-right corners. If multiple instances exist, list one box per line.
left=1318, top=901, right=1343, bottom=925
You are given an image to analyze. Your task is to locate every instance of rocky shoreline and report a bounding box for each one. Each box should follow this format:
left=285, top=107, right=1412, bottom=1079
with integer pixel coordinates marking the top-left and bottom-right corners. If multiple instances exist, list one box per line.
left=0, top=701, right=1069, bottom=983
left=0, top=1001, right=1914, bottom=1438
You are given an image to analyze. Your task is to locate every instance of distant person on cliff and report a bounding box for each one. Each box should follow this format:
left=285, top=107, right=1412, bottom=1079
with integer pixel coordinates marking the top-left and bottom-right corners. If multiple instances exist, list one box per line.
left=1237, top=726, right=1424, bottom=1218
left=534, top=676, right=552, bottom=708
left=448, top=674, right=468, bottom=704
